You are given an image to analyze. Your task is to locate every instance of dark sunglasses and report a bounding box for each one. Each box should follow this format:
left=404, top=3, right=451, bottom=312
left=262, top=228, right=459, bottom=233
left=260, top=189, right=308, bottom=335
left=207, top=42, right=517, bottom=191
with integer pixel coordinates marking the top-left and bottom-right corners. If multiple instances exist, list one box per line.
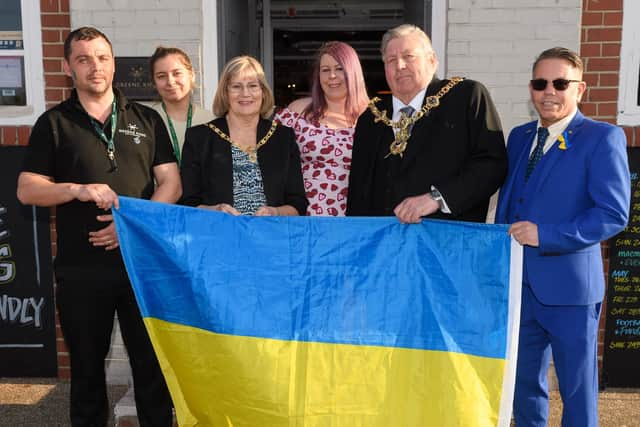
left=530, top=78, right=581, bottom=91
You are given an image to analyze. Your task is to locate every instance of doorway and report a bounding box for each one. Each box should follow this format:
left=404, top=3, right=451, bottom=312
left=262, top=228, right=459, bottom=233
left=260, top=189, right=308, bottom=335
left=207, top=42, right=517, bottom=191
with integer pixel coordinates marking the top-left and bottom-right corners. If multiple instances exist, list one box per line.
left=215, top=0, right=436, bottom=107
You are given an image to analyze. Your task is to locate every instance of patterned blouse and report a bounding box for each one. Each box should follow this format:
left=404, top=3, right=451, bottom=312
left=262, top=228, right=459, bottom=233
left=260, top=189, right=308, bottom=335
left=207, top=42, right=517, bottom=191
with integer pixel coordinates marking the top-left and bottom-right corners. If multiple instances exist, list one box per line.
left=231, top=145, right=267, bottom=215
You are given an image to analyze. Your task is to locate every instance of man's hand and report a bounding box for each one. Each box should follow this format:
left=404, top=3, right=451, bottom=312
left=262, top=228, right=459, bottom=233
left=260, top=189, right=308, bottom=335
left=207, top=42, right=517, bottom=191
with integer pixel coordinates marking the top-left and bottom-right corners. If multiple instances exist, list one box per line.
left=394, top=193, right=439, bottom=224
left=508, top=221, right=539, bottom=247
left=88, top=215, right=119, bottom=251
left=71, top=183, right=119, bottom=210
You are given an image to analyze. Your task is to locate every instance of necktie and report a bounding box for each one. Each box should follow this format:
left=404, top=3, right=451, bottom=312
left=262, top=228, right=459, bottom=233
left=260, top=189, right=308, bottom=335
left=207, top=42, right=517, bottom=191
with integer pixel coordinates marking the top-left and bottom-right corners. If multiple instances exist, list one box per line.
left=399, top=106, right=415, bottom=134
left=525, top=127, right=549, bottom=181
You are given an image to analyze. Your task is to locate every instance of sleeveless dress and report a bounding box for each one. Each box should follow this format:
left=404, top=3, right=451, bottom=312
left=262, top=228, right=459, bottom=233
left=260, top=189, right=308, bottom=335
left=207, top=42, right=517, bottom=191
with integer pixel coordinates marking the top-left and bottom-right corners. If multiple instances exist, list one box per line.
left=275, top=108, right=354, bottom=216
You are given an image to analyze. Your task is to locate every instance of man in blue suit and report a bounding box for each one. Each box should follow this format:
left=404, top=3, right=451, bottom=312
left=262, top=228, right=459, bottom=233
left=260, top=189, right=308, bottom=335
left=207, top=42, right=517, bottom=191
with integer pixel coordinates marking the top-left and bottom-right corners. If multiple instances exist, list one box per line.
left=496, top=47, right=630, bottom=426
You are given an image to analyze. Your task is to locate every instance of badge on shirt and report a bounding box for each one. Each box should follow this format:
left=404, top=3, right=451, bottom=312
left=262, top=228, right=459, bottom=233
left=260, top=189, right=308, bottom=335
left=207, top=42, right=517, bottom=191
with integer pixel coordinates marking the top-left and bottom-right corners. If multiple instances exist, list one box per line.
left=118, top=123, right=147, bottom=144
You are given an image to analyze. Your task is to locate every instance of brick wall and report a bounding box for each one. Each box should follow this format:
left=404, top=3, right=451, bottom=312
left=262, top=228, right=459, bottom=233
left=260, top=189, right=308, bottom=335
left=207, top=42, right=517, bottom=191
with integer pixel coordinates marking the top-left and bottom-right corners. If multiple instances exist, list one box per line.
left=0, top=0, right=72, bottom=380
left=580, top=0, right=636, bottom=378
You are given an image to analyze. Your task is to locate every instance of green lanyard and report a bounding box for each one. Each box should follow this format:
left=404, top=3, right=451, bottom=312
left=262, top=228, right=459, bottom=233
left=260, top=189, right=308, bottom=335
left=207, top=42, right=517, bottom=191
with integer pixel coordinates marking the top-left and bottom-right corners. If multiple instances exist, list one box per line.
left=90, top=99, right=118, bottom=172
left=162, top=102, right=192, bottom=165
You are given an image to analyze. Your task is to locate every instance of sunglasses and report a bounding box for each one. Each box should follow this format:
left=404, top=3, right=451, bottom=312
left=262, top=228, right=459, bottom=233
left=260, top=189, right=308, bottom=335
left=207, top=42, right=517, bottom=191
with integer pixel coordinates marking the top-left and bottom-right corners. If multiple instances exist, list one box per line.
left=530, top=78, right=581, bottom=91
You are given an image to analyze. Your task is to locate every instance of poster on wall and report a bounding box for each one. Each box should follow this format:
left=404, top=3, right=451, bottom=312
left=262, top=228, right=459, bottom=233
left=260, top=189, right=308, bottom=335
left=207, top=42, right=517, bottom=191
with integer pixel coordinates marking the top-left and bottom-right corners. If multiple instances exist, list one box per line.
left=0, top=146, right=57, bottom=377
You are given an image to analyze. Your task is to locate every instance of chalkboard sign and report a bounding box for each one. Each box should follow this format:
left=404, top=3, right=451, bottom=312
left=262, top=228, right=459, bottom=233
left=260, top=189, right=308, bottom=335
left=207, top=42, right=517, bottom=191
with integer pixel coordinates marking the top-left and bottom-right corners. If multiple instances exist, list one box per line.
left=0, top=146, right=57, bottom=377
left=603, top=147, right=640, bottom=388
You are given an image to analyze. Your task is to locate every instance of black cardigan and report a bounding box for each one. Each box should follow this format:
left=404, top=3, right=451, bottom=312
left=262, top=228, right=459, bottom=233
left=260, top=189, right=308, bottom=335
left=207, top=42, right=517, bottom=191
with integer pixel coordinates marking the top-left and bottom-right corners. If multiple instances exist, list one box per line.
left=180, top=117, right=308, bottom=215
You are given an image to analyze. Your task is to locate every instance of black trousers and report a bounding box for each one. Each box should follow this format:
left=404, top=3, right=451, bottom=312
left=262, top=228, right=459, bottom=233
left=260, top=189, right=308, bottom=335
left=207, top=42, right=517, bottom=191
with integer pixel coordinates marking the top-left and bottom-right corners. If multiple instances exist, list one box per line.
left=56, top=272, right=173, bottom=427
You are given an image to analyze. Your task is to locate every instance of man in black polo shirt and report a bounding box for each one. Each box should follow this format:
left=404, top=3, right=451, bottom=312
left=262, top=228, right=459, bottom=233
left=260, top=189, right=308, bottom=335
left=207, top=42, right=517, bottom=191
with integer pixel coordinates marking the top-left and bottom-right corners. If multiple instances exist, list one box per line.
left=17, top=27, right=181, bottom=426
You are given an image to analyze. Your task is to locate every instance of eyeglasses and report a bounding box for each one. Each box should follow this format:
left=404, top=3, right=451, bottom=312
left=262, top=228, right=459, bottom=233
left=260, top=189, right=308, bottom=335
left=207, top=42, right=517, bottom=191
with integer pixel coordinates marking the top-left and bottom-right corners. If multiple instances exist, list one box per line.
left=228, top=82, right=262, bottom=94
left=530, top=78, right=581, bottom=91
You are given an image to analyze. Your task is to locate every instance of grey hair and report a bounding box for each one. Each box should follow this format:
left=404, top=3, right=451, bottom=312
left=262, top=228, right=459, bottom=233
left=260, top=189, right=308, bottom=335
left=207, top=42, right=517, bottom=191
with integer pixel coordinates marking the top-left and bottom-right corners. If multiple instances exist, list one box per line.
left=380, top=24, right=433, bottom=60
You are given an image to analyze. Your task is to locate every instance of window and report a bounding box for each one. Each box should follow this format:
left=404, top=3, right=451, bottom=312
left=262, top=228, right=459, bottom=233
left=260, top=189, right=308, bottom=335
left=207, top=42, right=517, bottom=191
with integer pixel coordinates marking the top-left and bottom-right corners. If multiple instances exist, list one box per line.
left=0, top=0, right=45, bottom=126
left=617, top=0, right=640, bottom=126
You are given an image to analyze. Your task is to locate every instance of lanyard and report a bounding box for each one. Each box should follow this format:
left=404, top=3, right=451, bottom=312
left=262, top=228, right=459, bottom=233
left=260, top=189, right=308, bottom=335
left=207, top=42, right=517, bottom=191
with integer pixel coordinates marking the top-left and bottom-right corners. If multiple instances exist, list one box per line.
left=90, top=99, right=118, bottom=172
left=162, top=102, right=192, bottom=165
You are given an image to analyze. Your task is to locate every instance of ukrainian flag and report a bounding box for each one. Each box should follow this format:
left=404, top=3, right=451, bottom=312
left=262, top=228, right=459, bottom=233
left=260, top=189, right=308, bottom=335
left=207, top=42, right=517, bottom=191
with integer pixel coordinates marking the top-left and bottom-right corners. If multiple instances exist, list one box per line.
left=113, top=197, right=522, bottom=427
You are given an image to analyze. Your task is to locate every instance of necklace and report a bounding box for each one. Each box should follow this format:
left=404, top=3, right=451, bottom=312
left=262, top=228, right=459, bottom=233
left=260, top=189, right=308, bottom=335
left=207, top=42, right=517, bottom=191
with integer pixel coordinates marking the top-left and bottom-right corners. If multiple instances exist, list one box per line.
left=162, top=101, right=192, bottom=165
left=368, top=77, right=464, bottom=158
left=89, top=98, right=118, bottom=172
left=208, top=120, right=278, bottom=163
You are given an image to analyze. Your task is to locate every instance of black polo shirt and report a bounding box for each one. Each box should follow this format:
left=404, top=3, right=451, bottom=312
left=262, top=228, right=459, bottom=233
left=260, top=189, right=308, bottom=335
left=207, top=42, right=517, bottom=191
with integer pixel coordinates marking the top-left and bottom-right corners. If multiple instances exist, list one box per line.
left=22, top=87, right=176, bottom=278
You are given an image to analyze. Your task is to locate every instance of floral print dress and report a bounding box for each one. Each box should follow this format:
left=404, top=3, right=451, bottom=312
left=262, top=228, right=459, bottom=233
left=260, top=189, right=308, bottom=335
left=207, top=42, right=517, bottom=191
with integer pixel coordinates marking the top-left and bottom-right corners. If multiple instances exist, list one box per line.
left=275, top=108, right=354, bottom=216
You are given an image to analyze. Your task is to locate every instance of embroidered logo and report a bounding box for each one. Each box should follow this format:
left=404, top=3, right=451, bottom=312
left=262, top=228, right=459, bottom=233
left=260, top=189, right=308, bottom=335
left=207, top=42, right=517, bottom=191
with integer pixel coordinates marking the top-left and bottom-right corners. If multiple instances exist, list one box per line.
left=118, top=123, right=147, bottom=144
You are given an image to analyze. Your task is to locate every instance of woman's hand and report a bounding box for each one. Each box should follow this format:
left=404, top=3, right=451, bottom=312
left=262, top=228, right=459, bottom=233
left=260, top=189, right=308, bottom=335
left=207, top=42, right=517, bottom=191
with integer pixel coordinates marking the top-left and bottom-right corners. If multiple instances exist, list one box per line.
left=199, top=203, right=241, bottom=215
left=255, top=206, right=280, bottom=216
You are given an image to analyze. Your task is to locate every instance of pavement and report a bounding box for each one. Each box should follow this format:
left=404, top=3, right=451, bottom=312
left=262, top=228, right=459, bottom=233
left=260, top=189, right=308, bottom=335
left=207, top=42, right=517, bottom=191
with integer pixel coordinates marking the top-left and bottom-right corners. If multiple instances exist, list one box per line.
left=1, top=378, right=639, bottom=426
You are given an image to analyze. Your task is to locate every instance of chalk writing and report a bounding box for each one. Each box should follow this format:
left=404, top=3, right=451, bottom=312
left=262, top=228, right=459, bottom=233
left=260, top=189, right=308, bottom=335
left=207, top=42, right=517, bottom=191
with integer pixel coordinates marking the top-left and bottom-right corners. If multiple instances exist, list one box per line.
left=0, top=294, right=44, bottom=327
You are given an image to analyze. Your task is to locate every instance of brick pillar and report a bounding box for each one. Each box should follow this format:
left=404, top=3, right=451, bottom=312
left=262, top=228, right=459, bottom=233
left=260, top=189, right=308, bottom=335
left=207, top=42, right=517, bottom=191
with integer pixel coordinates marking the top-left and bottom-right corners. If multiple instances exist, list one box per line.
left=0, top=0, right=72, bottom=380
left=580, top=0, right=636, bottom=377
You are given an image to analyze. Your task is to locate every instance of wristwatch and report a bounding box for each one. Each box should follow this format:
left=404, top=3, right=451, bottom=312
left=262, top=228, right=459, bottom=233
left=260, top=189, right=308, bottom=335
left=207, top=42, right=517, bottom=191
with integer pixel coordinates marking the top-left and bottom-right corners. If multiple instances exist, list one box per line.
left=430, top=188, right=445, bottom=210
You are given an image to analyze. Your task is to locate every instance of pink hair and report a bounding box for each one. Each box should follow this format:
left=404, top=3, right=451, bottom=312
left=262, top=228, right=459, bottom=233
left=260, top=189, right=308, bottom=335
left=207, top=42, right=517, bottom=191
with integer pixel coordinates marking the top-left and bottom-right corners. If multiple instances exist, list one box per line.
left=303, top=41, right=369, bottom=126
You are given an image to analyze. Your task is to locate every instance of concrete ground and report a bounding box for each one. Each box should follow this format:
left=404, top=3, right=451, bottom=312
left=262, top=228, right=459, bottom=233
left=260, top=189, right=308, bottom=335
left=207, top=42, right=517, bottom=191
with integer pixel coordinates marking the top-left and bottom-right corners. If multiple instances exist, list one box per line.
left=1, top=378, right=639, bottom=426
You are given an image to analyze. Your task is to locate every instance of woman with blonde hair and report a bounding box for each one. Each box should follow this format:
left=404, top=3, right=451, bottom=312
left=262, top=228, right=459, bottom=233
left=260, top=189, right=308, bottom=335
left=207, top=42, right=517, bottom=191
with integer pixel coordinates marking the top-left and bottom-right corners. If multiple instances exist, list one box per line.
left=149, top=46, right=213, bottom=164
left=180, top=56, right=307, bottom=216
left=275, top=41, right=368, bottom=216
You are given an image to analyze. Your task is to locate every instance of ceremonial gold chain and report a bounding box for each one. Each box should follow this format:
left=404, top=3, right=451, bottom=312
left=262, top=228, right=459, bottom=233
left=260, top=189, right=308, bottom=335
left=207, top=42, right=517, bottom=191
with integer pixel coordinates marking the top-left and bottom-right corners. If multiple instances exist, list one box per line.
left=208, top=120, right=278, bottom=163
left=368, top=77, right=464, bottom=158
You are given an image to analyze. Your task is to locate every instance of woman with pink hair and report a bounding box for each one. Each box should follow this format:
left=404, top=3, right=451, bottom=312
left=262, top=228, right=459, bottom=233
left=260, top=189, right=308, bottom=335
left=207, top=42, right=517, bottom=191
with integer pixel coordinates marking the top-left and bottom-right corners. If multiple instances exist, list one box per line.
left=275, top=41, right=368, bottom=216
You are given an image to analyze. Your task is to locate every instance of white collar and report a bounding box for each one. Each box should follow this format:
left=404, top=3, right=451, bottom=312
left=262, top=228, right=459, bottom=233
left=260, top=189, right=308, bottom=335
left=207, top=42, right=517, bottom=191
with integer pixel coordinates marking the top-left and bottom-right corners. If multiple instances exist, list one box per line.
left=392, top=88, right=428, bottom=120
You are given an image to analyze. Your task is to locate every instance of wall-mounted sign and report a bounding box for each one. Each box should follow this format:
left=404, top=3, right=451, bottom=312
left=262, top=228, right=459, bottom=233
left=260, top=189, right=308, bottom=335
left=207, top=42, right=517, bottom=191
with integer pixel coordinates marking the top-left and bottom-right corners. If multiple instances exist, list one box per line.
left=114, top=57, right=157, bottom=101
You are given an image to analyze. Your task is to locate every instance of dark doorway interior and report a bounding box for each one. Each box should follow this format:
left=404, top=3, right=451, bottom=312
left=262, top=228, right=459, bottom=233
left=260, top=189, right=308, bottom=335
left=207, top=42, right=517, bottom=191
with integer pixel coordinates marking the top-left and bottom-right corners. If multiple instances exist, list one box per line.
left=273, top=29, right=388, bottom=108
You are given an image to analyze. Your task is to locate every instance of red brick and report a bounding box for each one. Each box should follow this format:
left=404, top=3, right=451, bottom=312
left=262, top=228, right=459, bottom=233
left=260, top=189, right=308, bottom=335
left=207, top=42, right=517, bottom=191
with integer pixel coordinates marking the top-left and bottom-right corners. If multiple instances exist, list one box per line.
left=46, top=88, right=64, bottom=103
left=597, top=102, right=617, bottom=116
left=43, top=59, right=62, bottom=72
left=585, top=0, right=622, bottom=11
left=602, top=43, right=621, bottom=57
left=60, top=0, right=69, bottom=12
left=586, top=28, right=622, bottom=43
left=623, top=127, right=634, bottom=146
left=580, top=102, right=597, bottom=116
left=43, top=43, right=64, bottom=58
left=583, top=72, right=598, bottom=86
left=580, top=42, right=601, bottom=57
left=41, top=13, right=70, bottom=29
left=587, top=88, right=618, bottom=102
left=586, top=57, right=620, bottom=72
left=599, top=72, right=619, bottom=86
left=45, top=74, right=72, bottom=87
left=603, top=11, right=623, bottom=26
left=635, top=127, right=640, bottom=146
left=41, top=29, right=61, bottom=43
left=17, top=127, right=31, bottom=145
left=2, top=127, right=17, bottom=145
left=599, top=117, right=616, bottom=125
left=40, top=0, right=59, bottom=13
left=582, top=11, right=603, bottom=26
left=58, top=366, right=71, bottom=380
left=57, top=340, right=69, bottom=352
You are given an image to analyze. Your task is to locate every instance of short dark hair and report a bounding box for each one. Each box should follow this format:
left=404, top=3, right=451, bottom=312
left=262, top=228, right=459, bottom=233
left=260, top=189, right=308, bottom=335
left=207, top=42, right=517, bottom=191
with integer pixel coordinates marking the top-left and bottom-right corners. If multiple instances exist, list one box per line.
left=64, top=27, right=113, bottom=61
left=532, top=47, right=583, bottom=74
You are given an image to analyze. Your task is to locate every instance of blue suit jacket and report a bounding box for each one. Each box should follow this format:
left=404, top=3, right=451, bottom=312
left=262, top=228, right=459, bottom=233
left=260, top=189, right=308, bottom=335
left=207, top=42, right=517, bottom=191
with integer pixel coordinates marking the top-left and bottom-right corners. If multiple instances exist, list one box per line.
left=496, top=111, right=630, bottom=305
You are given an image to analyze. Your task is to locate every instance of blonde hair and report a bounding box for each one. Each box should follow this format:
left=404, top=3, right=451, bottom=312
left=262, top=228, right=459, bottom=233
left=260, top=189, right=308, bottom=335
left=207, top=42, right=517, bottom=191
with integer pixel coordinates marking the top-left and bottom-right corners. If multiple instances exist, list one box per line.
left=212, top=55, right=275, bottom=118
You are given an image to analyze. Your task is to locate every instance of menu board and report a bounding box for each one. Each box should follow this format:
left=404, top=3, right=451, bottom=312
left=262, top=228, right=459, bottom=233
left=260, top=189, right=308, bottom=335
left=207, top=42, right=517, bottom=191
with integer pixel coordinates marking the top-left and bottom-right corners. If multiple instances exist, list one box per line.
left=0, top=147, right=57, bottom=377
left=602, top=147, right=640, bottom=388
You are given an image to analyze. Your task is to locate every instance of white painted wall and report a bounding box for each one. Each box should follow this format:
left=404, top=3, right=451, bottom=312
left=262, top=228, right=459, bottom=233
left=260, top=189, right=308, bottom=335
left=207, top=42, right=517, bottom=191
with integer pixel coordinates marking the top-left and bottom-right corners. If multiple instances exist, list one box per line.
left=70, top=0, right=209, bottom=107
left=446, top=0, right=582, bottom=136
